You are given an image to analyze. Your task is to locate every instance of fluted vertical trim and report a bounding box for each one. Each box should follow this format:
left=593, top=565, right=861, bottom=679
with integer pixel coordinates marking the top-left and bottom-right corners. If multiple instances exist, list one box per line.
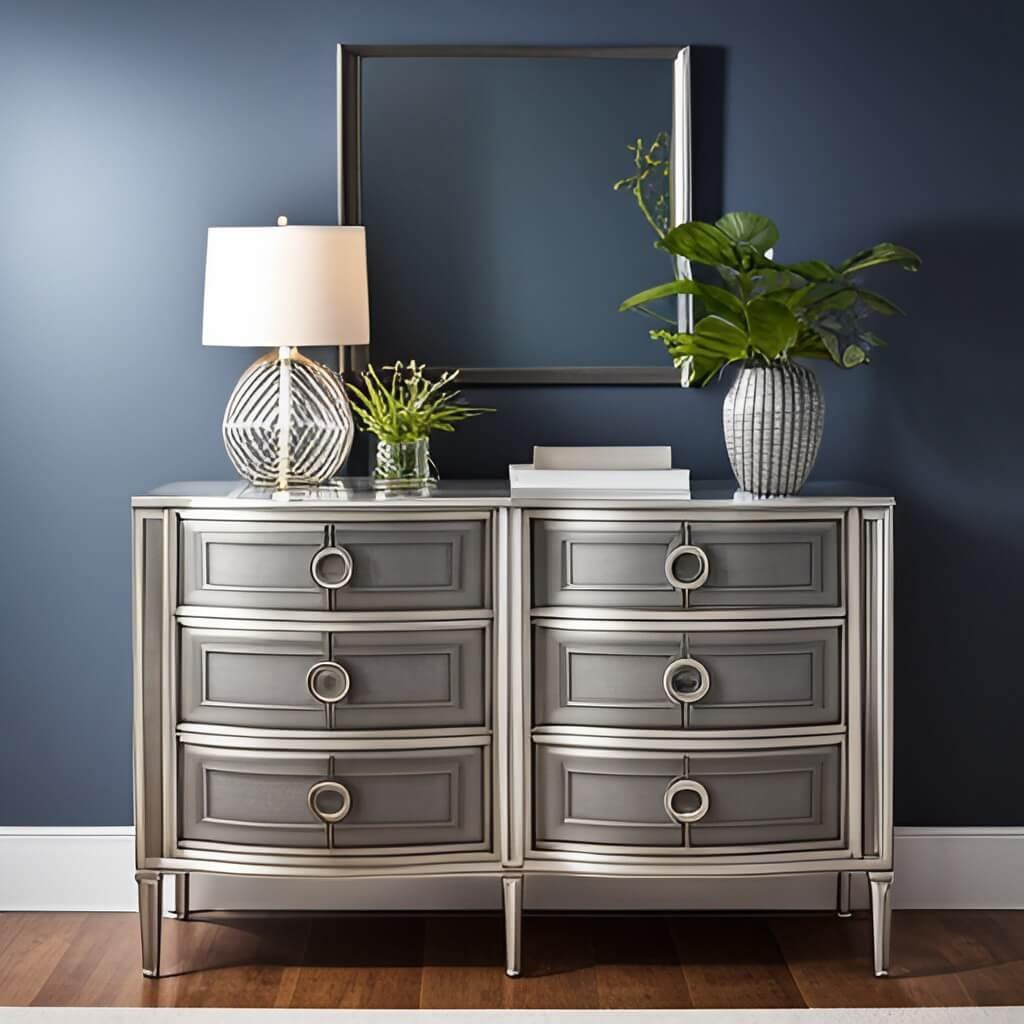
left=722, top=361, right=825, bottom=498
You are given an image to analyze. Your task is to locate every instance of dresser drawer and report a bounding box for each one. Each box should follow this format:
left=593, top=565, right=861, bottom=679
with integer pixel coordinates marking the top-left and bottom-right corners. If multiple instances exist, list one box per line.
left=180, top=518, right=487, bottom=611
left=179, top=624, right=487, bottom=730
left=687, top=522, right=840, bottom=610
left=534, top=743, right=841, bottom=851
left=533, top=624, right=841, bottom=730
left=179, top=743, right=487, bottom=851
left=531, top=519, right=840, bottom=611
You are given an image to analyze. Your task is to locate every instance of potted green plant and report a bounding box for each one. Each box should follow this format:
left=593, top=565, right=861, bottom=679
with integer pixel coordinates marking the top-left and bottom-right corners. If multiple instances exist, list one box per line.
left=616, top=140, right=921, bottom=496
left=346, top=361, right=493, bottom=489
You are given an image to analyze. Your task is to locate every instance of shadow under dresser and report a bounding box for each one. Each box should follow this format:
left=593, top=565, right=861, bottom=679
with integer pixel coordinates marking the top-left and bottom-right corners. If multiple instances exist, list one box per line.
left=132, top=479, right=894, bottom=978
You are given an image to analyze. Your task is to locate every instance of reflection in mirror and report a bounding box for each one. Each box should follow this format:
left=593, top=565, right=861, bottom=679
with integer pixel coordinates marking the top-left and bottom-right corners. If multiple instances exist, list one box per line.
left=350, top=53, right=688, bottom=381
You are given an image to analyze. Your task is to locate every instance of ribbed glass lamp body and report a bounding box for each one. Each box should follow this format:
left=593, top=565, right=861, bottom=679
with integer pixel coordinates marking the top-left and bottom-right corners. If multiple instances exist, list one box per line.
left=223, top=348, right=354, bottom=489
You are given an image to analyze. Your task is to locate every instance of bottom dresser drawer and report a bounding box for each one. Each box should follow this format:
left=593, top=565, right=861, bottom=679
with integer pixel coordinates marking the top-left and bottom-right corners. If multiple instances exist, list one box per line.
left=534, top=742, right=842, bottom=852
left=180, top=743, right=488, bottom=852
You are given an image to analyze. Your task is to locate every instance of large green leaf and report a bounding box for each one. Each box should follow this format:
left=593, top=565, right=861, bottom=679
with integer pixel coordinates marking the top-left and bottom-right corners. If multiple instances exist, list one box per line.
left=761, top=283, right=816, bottom=310
left=788, top=260, right=840, bottom=283
left=789, top=335, right=836, bottom=362
left=808, top=327, right=841, bottom=364
left=807, top=287, right=859, bottom=313
left=619, top=278, right=743, bottom=315
left=853, top=288, right=904, bottom=316
left=840, top=242, right=921, bottom=275
left=715, top=212, right=779, bottom=254
left=657, top=222, right=739, bottom=267
left=744, top=297, right=799, bottom=359
left=693, top=314, right=750, bottom=355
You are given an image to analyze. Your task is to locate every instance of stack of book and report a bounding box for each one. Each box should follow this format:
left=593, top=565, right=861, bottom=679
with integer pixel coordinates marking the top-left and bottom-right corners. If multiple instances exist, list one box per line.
left=509, top=446, right=690, bottom=499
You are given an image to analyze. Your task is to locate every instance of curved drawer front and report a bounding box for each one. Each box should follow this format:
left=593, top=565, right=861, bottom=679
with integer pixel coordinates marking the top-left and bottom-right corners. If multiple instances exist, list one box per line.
left=534, top=743, right=841, bottom=852
left=532, top=521, right=683, bottom=610
left=533, top=627, right=684, bottom=729
left=180, top=519, right=487, bottom=611
left=535, top=746, right=685, bottom=847
left=686, top=627, right=841, bottom=729
left=531, top=519, right=840, bottom=611
left=687, top=522, right=839, bottom=610
left=180, top=743, right=487, bottom=851
left=533, top=625, right=841, bottom=731
left=686, top=747, right=841, bottom=848
left=179, top=624, right=487, bottom=730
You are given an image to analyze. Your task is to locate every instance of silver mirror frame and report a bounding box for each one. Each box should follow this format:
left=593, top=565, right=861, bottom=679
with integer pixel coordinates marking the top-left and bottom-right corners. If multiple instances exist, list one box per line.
left=336, top=44, right=693, bottom=385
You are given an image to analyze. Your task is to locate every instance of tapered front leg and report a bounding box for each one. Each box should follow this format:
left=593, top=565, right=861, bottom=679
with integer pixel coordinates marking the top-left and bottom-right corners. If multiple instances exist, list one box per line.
left=868, top=871, right=894, bottom=976
left=836, top=871, right=852, bottom=918
left=136, top=871, right=163, bottom=978
left=502, top=874, right=523, bottom=977
left=174, top=873, right=190, bottom=921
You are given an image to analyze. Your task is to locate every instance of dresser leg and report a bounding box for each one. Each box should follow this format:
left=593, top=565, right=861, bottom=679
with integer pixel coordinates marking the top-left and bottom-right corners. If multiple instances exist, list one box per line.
left=868, top=870, right=894, bottom=976
left=836, top=871, right=852, bottom=917
left=136, top=871, right=163, bottom=978
left=502, top=874, right=523, bottom=977
left=174, top=873, right=190, bottom=920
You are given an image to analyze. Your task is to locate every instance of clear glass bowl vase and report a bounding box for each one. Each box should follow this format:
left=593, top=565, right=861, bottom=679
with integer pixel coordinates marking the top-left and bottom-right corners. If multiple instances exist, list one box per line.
left=370, top=438, right=433, bottom=490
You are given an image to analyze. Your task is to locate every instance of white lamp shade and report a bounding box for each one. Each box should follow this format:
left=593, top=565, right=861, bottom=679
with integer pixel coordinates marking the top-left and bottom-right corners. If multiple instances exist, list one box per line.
left=202, top=225, right=370, bottom=348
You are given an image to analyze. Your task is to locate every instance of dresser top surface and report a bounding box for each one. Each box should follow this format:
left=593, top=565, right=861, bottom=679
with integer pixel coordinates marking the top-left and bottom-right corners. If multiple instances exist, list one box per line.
left=133, top=479, right=894, bottom=510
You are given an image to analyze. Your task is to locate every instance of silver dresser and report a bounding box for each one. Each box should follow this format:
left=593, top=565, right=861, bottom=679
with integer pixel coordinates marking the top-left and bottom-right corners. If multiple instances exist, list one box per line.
left=132, top=480, right=894, bottom=977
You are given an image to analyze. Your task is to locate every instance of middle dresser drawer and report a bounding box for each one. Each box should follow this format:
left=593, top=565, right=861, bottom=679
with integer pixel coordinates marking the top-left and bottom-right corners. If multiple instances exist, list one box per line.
left=534, top=622, right=841, bottom=730
left=180, top=623, right=487, bottom=730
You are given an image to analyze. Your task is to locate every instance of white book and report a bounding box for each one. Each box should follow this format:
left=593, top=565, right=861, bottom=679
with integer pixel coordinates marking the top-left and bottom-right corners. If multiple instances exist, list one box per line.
left=509, top=464, right=690, bottom=496
left=532, top=445, right=672, bottom=471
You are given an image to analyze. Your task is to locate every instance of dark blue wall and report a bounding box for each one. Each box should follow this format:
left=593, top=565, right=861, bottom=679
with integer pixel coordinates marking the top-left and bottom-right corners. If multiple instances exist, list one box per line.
left=1, top=0, right=1021, bottom=825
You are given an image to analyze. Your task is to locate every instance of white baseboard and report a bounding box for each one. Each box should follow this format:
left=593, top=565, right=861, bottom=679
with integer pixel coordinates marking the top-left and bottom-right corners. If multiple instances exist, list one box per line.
left=1, top=827, right=1022, bottom=913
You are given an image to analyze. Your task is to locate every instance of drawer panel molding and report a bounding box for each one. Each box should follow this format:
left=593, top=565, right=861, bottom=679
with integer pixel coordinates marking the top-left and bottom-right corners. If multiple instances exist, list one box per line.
left=534, top=743, right=842, bottom=853
left=181, top=518, right=487, bottom=612
left=180, top=624, right=487, bottom=731
left=180, top=744, right=487, bottom=852
left=534, top=624, right=841, bottom=731
left=532, top=518, right=840, bottom=611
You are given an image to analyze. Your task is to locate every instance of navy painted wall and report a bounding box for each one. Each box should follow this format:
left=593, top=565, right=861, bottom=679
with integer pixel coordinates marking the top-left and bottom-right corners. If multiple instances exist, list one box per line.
left=1, top=0, right=1021, bottom=826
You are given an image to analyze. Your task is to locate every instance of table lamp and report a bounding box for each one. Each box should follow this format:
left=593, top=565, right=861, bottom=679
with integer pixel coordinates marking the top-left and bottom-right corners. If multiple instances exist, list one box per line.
left=201, top=218, right=369, bottom=490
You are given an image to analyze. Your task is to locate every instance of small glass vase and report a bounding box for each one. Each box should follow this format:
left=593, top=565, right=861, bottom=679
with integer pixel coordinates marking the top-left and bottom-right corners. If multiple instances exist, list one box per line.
left=370, top=437, right=433, bottom=490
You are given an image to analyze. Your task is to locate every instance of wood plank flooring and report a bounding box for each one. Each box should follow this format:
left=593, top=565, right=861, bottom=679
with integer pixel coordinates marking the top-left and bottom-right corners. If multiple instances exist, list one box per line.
left=2, top=910, right=1023, bottom=1008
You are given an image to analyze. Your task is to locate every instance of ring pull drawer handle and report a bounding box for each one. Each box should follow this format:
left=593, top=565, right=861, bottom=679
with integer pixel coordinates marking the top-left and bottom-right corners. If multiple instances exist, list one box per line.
left=306, top=661, right=351, bottom=705
left=663, top=657, right=710, bottom=705
left=310, top=545, right=353, bottom=590
left=664, top=778, right=710, bottom=825
left=307, top=780, right=352, bottom=825
left=664, top=544, right=709, bottom=591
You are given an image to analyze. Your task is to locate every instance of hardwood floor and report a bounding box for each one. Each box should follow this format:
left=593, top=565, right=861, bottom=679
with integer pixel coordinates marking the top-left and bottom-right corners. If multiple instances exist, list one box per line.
left=2, top=910, right=1023, bottom=1008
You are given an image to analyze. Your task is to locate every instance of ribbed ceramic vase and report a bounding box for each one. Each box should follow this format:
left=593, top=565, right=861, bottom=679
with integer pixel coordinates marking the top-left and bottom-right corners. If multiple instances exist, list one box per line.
left=722, top=361, right=825, bottom=498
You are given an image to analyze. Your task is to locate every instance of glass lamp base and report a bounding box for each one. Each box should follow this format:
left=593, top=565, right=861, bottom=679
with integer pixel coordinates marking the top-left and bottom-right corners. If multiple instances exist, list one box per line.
left=223, top=347, right=354, bottom=490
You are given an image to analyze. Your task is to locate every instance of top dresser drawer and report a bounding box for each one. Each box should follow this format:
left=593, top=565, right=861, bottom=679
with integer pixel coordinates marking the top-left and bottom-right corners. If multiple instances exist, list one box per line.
left=532, top=518, right=840, bottom=611
left=180, top=518, right=488, bottom=611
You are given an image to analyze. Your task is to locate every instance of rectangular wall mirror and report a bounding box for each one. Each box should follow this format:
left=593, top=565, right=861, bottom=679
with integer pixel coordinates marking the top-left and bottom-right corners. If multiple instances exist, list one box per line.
left=337, top=45, right=692, bottom=384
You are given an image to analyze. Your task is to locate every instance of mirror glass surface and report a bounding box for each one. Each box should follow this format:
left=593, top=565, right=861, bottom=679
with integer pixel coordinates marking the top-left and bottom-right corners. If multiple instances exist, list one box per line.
left=360, top=57, right=674, bottom=371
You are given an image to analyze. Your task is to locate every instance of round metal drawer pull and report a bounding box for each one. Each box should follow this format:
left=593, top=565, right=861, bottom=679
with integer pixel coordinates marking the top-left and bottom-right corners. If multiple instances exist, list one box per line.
left=310, top=545, right=353, bottom=590
left=663, top=657, right=710, bottom=705
left=663, top=778, right=710, bottom=824
left=306, top=661, right=351, bottom=705
left=307, top=780, right=352, bottom=824
left=664, top=544, right=709, bottom=591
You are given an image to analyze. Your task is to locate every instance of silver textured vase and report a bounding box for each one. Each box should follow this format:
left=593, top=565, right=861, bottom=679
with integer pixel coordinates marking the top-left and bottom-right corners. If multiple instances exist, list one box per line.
left=722, top=361, right=825, bottom=498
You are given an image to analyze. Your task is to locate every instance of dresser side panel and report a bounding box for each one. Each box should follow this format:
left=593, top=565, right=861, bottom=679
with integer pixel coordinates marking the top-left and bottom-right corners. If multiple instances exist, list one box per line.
left=134, top=511, right=166, bottom=863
